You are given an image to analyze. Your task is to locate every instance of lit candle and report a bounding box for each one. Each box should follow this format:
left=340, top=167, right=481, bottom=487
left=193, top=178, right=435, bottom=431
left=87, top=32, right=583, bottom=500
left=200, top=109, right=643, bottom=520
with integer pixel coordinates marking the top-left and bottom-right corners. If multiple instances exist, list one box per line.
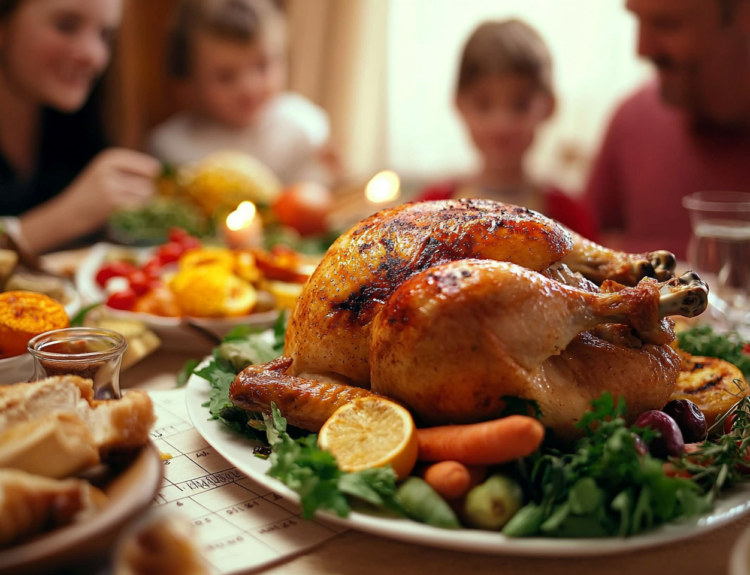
left=365, top=170, right=401, bottom=204
left=224, top=201, right=263, bottom=249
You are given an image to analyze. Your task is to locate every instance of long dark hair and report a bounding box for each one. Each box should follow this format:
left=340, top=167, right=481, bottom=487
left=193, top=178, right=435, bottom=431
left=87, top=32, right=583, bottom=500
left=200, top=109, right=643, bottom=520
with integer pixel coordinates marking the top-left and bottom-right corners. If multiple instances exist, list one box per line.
left=0, top=0, right=23, bottom=21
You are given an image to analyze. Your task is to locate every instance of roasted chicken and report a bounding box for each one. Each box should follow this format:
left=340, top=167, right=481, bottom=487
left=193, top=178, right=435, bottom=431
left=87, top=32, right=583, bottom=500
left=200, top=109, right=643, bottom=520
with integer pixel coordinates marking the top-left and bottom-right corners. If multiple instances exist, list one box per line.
left=232, top=199, right=707, bottom=438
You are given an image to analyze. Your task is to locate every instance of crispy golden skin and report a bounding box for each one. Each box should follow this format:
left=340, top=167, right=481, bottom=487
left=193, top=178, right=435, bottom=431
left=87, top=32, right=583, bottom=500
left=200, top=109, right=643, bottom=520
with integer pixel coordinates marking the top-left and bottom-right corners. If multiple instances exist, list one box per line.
left=230, top=358, right=376, bottom=431
left=370, top=260, right=681, bottom=439
left=285, top=199, right=573, bottom=386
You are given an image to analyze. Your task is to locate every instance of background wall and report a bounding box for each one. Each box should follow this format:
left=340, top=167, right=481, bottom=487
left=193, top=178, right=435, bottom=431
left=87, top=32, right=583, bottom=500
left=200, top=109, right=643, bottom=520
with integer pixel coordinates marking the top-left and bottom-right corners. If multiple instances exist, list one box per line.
left=385, top=0, right=652, bottom=193
left=104, top=0, right=652, bottom=194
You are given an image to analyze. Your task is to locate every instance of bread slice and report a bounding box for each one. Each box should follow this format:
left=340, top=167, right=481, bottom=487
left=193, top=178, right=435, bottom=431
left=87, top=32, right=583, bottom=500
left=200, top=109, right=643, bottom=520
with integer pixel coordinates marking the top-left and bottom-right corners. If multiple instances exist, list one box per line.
left=0, top=412, right=99, bottom=478
left=0, top=376, right=155, bottom=456
left=0, top=376, right=93, bottom=433
left=88, top=390, right=156, bottom=454
left=0, top=469, right=105, bottom=548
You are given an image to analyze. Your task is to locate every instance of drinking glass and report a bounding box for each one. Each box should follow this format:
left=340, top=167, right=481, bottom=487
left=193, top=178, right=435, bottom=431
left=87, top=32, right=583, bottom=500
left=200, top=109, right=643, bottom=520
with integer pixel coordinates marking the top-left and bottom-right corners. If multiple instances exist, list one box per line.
left=683, top=191, right=750, bottom=336
left=27, top=327, right=128, bottom=399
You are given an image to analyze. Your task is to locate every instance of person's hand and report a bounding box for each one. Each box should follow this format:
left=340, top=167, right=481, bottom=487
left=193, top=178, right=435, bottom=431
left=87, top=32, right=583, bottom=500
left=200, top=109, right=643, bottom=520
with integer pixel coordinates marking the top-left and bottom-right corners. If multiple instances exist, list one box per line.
left=19, top=148, right=161, bottom=254
left=60, top=148, right=161, bottom=229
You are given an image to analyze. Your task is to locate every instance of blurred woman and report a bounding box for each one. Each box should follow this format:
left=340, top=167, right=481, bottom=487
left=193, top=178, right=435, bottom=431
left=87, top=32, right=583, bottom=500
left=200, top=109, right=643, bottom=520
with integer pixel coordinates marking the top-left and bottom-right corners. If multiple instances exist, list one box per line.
left=0, top=0, right=160, bottom=254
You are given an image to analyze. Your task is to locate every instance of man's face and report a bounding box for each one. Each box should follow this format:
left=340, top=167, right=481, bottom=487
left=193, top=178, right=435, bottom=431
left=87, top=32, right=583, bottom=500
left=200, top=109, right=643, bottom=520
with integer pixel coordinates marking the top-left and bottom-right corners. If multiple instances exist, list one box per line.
left=626, top=0, right=730, bottom=109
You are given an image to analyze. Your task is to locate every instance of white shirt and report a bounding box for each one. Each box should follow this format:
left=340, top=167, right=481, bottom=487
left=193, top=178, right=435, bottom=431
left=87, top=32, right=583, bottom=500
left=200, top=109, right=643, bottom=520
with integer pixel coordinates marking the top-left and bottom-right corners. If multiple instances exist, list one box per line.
left=149, top=92, right=331, bottom=186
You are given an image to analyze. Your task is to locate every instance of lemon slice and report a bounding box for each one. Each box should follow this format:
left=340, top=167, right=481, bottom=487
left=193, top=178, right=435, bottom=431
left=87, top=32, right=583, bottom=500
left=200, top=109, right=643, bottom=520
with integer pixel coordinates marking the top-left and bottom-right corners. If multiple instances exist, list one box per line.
left=266, top=281, right=304, bottom=310
left=318, top=397, right=418, bottom=479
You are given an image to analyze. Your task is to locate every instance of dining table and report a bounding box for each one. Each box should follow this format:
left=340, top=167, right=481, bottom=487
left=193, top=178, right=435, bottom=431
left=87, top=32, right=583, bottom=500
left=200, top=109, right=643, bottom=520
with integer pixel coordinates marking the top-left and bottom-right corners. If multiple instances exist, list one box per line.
left=121, top=347, right=750, bottom=575
left=39, top=249, right=749, bottom=575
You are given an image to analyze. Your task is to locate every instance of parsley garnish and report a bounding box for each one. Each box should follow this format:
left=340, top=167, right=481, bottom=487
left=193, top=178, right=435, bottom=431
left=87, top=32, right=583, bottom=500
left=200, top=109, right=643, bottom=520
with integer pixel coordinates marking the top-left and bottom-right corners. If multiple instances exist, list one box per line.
left=674, top=396, right=750, bottom=500
left=504, top=392, right=707, bottom=538
left=264, top=403, right=403, bottom=519
left=192, top=312, right=289, bottom=441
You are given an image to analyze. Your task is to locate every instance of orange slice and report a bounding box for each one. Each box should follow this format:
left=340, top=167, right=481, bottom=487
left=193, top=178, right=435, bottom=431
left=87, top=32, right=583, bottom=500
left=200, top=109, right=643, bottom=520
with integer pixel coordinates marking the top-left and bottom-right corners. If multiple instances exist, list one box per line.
left=318, top=397, right=418, bottom=479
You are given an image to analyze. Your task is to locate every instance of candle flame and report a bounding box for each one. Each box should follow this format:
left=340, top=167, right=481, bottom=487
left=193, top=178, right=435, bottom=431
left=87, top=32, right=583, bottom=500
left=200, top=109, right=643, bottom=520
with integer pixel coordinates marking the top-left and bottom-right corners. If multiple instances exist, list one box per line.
left=226, top=201, right=257, bottom=231
left=365, top=170, right=401, bottom=204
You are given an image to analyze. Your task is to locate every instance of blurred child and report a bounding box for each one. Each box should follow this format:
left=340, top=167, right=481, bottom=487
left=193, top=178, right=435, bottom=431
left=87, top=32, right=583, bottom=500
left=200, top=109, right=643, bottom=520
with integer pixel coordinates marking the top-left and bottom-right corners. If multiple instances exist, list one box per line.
left=417, top=20, right=596, bottom=239
left=150, top=0, right=334, bottom=187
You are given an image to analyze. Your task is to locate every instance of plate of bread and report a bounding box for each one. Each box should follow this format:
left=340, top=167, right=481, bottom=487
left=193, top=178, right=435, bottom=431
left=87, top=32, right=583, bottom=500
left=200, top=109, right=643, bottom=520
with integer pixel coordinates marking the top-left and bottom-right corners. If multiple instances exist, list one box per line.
left=0, top=376, right=160, bottom=574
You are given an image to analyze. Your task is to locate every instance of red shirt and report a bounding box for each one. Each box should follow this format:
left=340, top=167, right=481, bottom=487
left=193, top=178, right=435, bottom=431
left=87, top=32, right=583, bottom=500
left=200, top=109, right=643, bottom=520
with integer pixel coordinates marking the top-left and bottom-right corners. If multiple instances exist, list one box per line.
left=585, top=83, right=750, bottom=260
left=416, top=182, right=598, bottom=241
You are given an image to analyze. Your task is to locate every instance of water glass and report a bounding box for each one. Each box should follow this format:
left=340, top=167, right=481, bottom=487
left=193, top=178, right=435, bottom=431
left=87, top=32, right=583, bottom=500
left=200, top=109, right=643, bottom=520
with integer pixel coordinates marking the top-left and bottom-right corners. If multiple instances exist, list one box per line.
left=683, top=191, right=750, bottom=336
left=27, top=327, right=128, bottom=399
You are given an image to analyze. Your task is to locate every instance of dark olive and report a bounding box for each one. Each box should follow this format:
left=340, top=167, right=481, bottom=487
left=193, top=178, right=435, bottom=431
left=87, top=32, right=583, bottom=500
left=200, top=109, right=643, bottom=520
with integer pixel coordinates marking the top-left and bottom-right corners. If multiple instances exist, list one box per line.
left=662, top=399, right=707, bottom=443
left=634, top=410, right=685, bottom=459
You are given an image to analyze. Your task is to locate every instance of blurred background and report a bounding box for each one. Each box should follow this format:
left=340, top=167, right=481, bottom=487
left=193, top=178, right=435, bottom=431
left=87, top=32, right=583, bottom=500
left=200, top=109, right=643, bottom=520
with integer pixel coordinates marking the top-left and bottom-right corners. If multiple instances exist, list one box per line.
left=104, top=0, right=650, bottom=197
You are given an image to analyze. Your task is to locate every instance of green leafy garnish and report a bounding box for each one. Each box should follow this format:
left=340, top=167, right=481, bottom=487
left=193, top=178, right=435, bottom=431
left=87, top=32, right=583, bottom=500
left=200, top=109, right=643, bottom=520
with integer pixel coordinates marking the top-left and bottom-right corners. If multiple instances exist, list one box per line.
left=264, top=403, right=402, bottom=519
left=505, top=392, right=707, bottom=538
left=109, top=197, right=212, bottom=245
left=674, top=396, right=750, bottom=499
left=262, top=224, right=341, bottom=256
left=69, top=302, right=102, bottom=327
left=194, top=311, right=288, bottom=441
left=678, top=325, right=750, bottom=377
left=176, top=359, right=200, bottom=388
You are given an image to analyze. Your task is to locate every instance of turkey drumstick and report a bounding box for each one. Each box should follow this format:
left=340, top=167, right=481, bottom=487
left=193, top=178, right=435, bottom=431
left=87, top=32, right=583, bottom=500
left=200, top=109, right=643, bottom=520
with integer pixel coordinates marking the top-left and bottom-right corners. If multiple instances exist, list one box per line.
left=370, top=259, right=706, bottom=437
left=561, top=229, right=677, bottom=286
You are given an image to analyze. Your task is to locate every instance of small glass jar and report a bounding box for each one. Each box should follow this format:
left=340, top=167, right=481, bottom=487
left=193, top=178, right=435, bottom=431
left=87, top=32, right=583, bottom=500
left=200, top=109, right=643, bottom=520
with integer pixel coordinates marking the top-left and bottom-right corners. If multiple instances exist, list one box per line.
left=27, top=327, right=128, bottom=399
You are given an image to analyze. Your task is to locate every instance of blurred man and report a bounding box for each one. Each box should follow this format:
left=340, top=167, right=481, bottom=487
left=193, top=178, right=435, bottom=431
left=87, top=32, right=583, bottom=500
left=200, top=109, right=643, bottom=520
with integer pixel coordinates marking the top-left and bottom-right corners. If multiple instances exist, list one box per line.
left=585, top=0, right=750, bottom=258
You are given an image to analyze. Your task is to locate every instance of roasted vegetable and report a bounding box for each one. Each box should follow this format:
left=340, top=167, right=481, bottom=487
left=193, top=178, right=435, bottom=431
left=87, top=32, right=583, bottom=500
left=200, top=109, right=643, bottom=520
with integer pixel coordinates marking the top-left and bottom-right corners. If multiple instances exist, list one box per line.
left=464, top=474, right=523, bottom=530
left=0, top=291, right=69, bottom=358
left=396, top=477, right=460, bottom=529
left=671, top=355, right=748, bottom=427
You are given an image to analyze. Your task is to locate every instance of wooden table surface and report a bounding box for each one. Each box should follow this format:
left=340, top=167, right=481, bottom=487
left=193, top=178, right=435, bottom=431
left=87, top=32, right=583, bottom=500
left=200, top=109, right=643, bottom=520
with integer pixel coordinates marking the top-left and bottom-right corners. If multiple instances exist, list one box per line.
left=125, top=348, right=750, bottom=575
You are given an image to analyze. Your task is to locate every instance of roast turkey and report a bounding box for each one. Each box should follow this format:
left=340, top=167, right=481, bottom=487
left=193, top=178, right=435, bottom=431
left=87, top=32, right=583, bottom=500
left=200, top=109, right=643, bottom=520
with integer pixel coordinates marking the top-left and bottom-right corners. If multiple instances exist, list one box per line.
left=233, top=199, right=707, bottom=438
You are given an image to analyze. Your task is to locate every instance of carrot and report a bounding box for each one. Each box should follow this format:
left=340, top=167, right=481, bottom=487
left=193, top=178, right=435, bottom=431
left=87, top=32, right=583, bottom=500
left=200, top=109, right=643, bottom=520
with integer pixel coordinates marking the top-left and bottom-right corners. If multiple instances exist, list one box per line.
left=421, top=461, right=488, bottom=500
left=416, top=415, right=545, bottom=465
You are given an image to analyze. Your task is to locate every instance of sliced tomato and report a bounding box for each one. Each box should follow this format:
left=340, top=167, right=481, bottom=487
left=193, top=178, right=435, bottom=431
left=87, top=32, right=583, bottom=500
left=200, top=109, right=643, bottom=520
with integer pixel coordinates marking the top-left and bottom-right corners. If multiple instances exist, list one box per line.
left=142, top=259, right=163, bottom=280
left=169, top=228, right=202, bottom=250
left=95, top=261, right=137, bottom=288
left=106, top=288, right=137, bottom=311
left=128, top=270, right=160, bottom=296
left=155, top=242, right=185, bottom=265
left=168, top=228, right=190, bottom=244
left=178, top=235, right=202, bottom=251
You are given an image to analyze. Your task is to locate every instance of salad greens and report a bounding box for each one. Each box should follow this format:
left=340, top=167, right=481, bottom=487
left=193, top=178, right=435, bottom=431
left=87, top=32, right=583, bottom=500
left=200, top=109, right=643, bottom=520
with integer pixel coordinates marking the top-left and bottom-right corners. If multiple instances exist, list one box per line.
left=262, top=224, right=341, bottom=256
left=189, top=312, right=288, bottom=441
left=678, top=325, right=750, bottom=377
left=504, top=392, right=708, bottom=538
left=191, top=318, right=750, bottom=537
left=109, top=198, right=212, bottom=246
left=264, top=404, right=402, bottom=519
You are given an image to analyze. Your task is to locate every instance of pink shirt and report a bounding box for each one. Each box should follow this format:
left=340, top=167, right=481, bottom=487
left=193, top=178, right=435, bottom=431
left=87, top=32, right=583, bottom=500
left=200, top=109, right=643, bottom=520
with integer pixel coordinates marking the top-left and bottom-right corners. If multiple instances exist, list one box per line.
left=585, top=83, right=750, bottom=260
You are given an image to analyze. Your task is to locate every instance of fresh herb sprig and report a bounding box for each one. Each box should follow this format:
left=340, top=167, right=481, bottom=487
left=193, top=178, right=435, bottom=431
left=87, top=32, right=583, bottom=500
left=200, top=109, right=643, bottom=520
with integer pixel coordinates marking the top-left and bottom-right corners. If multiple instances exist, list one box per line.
left=674, top=396, right=750, bottom=499
left=504, top=392, right=707, bottom=538
left=190, top=312, right=288, bottom=441
left=678, top=325, right=750, bottom=377
left=264, top=403, right=403, bottom=519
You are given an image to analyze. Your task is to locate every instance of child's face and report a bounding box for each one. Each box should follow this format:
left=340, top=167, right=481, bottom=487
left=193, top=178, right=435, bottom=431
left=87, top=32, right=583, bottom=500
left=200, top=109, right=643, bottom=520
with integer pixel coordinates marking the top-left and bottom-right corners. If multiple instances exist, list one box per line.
left=187, top=31, right=285, bottom=128
left=456, top=74, right=553, bottom=171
